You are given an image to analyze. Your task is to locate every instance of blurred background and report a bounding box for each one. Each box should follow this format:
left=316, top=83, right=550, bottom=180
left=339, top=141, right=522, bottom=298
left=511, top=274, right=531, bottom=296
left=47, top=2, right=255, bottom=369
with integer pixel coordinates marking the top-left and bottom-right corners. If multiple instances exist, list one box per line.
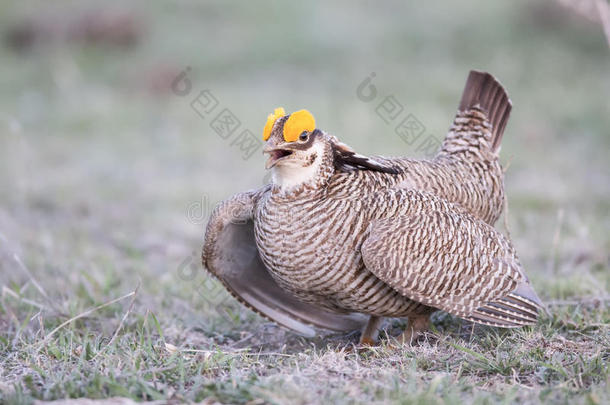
left=0, top=0, right=608, bottom=361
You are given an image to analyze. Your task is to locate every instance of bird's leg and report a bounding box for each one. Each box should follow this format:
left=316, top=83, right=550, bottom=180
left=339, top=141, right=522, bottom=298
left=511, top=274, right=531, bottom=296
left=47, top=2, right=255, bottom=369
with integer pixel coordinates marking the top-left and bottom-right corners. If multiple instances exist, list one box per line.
left=399, top=315, right=430, bottom=344
left=359, top=315, right=384, bottom=346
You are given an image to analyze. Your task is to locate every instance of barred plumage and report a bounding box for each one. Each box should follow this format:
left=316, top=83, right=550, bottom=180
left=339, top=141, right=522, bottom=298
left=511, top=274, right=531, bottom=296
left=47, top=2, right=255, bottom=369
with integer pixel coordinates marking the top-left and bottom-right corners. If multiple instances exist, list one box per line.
left=202, top=71, right=544, bottom=343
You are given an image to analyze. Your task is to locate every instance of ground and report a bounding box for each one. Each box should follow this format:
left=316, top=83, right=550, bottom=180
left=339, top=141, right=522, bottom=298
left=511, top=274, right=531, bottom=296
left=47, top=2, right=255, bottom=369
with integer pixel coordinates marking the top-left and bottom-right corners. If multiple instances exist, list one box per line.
left=0, top=0, right=608, bottom=404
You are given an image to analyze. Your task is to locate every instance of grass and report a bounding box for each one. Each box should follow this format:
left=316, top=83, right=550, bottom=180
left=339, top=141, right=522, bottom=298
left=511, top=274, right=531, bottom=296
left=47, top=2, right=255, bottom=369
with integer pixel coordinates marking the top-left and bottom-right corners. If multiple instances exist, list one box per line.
left=0, top=0, right=609, bottom=403
left=1, top=298, right=607, bottom=404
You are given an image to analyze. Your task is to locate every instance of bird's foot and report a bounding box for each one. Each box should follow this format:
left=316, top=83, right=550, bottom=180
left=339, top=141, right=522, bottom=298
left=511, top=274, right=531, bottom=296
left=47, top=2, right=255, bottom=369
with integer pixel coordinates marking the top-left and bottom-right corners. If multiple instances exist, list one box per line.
left=357, top=315, right=383, bottom=347
left=395, top=315, right=431, bottom=346
left=359, top=336, right=377, bottom=346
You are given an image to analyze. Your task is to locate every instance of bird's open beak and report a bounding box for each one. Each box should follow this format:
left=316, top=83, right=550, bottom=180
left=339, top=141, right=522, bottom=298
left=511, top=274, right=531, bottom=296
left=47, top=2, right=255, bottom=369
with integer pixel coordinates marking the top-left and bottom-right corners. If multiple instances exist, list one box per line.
left=263, top=144, right=294, bottom=169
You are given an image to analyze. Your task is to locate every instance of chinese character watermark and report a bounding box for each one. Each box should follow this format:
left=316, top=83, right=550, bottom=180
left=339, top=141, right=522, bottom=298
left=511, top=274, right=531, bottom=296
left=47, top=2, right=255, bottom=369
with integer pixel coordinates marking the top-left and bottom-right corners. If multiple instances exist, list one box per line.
left=176, top=251, right=239, bottom=323
left=356, top=72, right=441, bottom=158
left=172, top=66, right=262, bottom=160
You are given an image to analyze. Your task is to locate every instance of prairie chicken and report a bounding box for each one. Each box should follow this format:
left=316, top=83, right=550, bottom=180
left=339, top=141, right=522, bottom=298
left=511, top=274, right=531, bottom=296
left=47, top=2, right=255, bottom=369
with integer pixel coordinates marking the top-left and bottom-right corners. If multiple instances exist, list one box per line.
left=202, top=71, right=544, bottom=344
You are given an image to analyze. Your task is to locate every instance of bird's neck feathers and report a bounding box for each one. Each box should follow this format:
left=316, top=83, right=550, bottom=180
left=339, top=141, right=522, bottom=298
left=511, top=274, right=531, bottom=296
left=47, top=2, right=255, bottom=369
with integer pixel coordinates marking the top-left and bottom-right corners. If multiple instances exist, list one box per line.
left=271, top=142, right=334, bottom=193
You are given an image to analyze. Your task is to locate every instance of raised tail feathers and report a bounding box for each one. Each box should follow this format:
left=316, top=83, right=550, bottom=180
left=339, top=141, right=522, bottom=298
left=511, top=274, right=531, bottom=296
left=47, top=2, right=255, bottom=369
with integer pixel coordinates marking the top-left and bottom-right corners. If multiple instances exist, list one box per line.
left=458, top=70, right=512, bottom=153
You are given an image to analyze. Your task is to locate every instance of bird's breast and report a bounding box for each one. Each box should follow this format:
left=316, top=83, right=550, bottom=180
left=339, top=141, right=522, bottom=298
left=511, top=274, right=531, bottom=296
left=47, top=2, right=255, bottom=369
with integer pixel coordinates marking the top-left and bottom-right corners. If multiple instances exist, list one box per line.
left=253, top=195, right=368, bottom=302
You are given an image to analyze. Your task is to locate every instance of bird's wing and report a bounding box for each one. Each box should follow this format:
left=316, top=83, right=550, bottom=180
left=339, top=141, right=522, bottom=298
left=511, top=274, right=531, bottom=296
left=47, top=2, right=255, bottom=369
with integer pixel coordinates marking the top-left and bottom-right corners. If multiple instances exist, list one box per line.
left=202, top=189, right=366, bottom=337
left=361, top=189, right=543, bottom=327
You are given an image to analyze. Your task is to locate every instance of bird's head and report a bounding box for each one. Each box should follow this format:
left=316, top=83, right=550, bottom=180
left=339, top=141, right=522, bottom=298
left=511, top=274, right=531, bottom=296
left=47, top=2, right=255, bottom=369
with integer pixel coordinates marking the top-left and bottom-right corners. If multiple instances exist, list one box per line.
left=262, top=108, right=332, bottom=190
left=262, top=107, right=399, bottom=190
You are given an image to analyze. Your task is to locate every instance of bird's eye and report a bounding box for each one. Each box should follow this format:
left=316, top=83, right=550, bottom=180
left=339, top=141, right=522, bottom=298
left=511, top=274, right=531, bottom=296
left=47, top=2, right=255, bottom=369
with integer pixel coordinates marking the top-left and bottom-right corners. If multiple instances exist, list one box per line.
left=299, top=131, right=309, bottom=141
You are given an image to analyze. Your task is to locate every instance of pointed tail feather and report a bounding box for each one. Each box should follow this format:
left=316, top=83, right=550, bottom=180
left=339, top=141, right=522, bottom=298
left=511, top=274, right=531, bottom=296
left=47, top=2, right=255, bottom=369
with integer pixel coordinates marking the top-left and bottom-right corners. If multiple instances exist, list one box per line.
left=466, top=282, right=545, bottom=328
left=458, top=70, right=512, bottom=153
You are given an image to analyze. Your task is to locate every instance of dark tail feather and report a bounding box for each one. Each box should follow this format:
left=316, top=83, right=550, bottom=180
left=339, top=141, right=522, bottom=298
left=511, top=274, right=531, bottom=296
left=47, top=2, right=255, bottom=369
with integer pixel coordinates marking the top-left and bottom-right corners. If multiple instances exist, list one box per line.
left=459, top=70, right=512, bottom=153
left=466, top=282, right=545, bottom=328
